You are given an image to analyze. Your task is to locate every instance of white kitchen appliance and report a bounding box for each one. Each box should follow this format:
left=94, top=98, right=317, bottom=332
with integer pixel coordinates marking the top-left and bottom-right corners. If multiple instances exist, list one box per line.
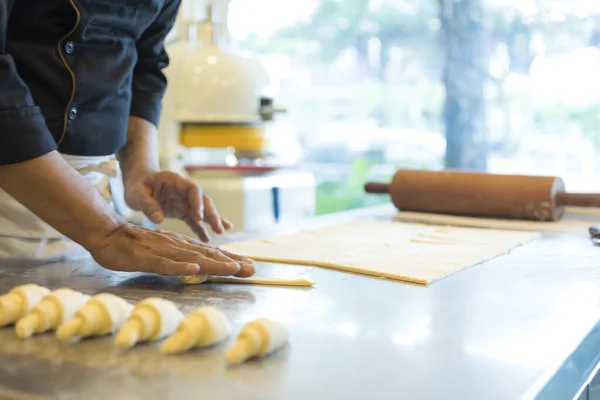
left=156, top=0, right=316, bottom=235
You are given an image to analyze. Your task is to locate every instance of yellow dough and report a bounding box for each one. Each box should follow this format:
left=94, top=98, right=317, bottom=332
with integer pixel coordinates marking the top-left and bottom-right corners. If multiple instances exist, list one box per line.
left=0, top=284, right=51, bottom=327
left=220, top=221, right=539, bottom=285
left=393, top=211, right=597, bottom=233
left=161, top=306, right=232, bottom=355
left=181, top=275, right=314, bottom=287
left=181, top=274, right=210, bottom=284
left=56, top=293, right=134, bottom=342
left=207, top=277, right=314, bottom=287
left=16, top=288, right=90, bottom=339
left=225, top=318, right=288, bottom=366
left=115, top=297, right=184, bottom=349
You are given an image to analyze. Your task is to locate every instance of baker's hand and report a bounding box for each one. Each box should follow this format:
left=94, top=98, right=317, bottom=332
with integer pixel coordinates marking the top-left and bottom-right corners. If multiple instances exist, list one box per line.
left=89, top=223, right=256, bottom=277
left=123, top=170, right=232, bottom=242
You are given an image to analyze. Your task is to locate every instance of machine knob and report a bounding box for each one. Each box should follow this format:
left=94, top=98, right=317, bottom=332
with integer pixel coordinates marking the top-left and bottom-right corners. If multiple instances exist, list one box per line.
left=259, top=97, right=287, bottom=121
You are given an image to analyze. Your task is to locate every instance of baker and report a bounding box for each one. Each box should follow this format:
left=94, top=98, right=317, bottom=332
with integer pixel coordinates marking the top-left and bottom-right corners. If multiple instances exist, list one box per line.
left=0, top=0, right=256, bottom=278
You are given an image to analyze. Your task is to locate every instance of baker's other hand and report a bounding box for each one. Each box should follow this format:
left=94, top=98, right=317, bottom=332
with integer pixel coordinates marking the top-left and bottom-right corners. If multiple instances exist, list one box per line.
left=123, top=170, right=233, bottom=242
left=89, top=224, right=256, bottom=277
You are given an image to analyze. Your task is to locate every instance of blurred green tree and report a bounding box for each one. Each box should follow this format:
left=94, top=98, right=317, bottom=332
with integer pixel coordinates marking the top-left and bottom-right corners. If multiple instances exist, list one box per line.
left=232, top=0, right=600, bottom=212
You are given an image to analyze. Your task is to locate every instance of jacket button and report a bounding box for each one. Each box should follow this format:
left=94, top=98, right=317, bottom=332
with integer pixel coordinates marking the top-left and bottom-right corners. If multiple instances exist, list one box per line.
left=65, top=41, right=75, bottom=54
left=68, top=107, right=78, bottom=120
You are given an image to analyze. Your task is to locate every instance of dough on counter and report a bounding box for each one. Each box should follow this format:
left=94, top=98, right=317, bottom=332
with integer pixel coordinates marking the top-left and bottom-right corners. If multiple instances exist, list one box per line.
left=16, top=288, right=90, bottom=339
left=206, top=277, right=314, bottom=287
left=0, top=284, right=51, bottom=327
left=161, top=306, right=232, bottom=355
left=181, top=274, right=209, bottom=284
left=393, top=211, right=596, bottom=233
left=115, top=297, right=184, bottom=349
left=220, top=221, right=539, bottom=285
left=56, top=293, right=134, bottom=342
left=226, top=318, right=289, bottom=366
left=182, top=274, right=314, bottom=287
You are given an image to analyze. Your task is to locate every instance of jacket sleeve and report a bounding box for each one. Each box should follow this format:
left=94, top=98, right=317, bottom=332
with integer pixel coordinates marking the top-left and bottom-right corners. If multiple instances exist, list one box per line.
left=130, top=0, right=181, bottom=127
left=0, top=0, right=57, bottom=165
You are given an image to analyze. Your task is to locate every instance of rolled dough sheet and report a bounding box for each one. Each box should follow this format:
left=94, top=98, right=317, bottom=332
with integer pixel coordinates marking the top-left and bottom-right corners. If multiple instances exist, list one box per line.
left=220, top=221, right=539, bottom=285
left=207, top=277, right=314, bottom=286
left=182, top=275, right=315, bottom=287
left=393, top=211, right=596, bottom=233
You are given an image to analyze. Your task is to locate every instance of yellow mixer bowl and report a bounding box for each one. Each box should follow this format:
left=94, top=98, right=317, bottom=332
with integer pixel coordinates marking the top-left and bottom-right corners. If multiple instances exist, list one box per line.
left=180, top=124, right=267, bottom=152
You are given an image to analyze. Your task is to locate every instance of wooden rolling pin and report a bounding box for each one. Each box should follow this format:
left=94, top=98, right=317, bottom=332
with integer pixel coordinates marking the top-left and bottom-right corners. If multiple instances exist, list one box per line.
left=365, top=169, right=600, bottom=221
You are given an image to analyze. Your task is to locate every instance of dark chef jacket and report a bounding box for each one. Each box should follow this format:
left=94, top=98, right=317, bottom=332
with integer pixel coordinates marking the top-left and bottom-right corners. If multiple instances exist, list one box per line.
left=0, top=0, right=180, bottom=165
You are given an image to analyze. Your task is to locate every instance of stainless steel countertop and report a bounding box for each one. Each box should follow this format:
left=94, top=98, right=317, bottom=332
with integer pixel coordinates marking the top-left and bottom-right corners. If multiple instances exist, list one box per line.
left=1, top=205, right=600, bottom=400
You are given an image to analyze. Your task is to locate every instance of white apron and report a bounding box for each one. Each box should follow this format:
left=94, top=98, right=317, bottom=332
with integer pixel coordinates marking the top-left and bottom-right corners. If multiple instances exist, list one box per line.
left=0, top=154, right=118, bottom=264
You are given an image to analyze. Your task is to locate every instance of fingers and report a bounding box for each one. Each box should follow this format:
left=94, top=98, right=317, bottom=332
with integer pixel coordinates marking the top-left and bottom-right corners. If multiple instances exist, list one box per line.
left=167, top=232, right=254, bottom=277
left=137, top=231, right=241, bottom=276
left=166, top=245, right=237, bottom=265
left=234, top=264, right=255, bottom=278
left=149, top=256, right=201, bottom=276
left=185, top=216, right=211, bottom=243
left=202, top=195, right=225, bottom=234
left=191, top=255, right=240, bottom=276
left=171, top=250, right=240, bottom=276
left=159, top=247, right=241, bottom=276
left=187, top=184, right=204, bottom=222
left=150, top=174, right=230, bottom=236
left=90, top=223, right=248, bottom=277
left=218, top=248, right=256, bottom=277
left=139, top=188, right=164, bottom=224
left=221, top=217, right=233, bottom=231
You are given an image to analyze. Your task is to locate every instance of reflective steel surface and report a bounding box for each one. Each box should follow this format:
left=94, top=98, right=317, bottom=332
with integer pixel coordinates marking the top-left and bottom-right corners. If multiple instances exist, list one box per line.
left=0, top=205, right=599, bottom=400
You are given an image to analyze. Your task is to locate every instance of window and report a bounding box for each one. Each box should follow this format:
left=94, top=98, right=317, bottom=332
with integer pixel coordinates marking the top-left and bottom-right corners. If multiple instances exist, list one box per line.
left=227, top=0, right=600, bottom=214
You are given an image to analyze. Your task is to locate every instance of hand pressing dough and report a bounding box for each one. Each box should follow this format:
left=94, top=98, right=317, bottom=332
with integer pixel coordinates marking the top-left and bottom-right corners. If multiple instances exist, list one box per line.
left=116, top=297, right=184, bottom=349
left=0, top=284, right=51, bottom=327
left=161, top=306, right=232, bottom=355
left=221, top=221, right=539, bottom=285
left=225, top=318, right=288, bottom=366
left=393, top=211, right=597, bottom=233
left=56, top=293, right=134, bottom=342
left=16, top=288, right=90, bottom=339
left=181, top=274, right=315, bottom=287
